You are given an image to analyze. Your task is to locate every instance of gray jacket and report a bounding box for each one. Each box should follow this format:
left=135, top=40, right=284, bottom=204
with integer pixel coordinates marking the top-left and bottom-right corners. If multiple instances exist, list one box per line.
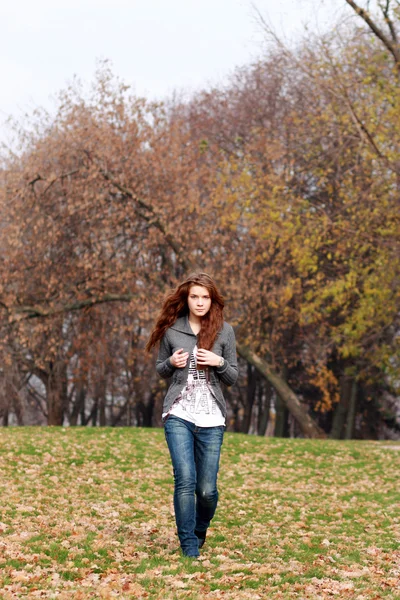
left=156, top=315, right=238, bottom=418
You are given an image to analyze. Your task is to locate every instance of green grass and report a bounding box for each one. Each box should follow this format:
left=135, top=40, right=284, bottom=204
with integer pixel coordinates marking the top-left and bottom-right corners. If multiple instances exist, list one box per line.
left=0, top=428, right=399, bottom=599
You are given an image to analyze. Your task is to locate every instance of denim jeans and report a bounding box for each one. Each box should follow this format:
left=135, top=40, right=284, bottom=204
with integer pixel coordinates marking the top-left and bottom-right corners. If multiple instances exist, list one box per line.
left=164, top=415, right=225, bottom=557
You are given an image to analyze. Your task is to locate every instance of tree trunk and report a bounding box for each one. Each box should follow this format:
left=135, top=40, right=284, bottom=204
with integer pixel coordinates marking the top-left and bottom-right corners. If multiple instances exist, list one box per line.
left=275, top=394, right=289, bottom=437
left=225, top=386, right=244, bottom=432
left=331, top=376, right=352, bottom=439
left=127, top=398, right=132, bottom=427
left=93, top=375, right=107, bottom=426
left=274, top=365, right=290, bottom=437
left=13, top=387, right=24, bottom=425
left=136, top=401, right=143, bottom=426
left=91, top=399, right=98, bottom=426
left=345, top=380, right=358, bottom=440
left=241, top=363, right=256, bottom=433
left=237, top=344, right=325, bottom=438
left=232, top=404, right=241, bottom=433
left=70, top=384, right=86, bottom=426
left=47, top=361, right=67, bottom=426
left=142, top=395, right=155, bottom=427
left=257, top=378, right=272, bottom=436
left=80, top=394, right=86, bottom=425
left=99, top=395, right=106, bottom=426
left=111, top=397, right=130, bottom=426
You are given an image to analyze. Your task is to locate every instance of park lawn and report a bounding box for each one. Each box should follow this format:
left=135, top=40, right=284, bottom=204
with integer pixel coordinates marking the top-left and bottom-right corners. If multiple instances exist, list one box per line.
left=0, top=428, right=399, bottom=599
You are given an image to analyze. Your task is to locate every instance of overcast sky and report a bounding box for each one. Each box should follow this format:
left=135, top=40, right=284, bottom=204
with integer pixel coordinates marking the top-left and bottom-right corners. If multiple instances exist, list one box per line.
left=1, top=0, right=349, bottom=135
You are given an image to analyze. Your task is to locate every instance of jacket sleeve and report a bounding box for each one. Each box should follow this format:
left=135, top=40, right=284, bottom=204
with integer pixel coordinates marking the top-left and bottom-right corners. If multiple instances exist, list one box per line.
left=156, top=332, right=176, bottom=379
left=215, top=324, right=238, bottom=386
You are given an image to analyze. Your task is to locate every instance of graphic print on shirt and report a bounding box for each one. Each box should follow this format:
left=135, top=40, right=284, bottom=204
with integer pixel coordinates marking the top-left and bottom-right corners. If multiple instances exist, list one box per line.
left=179, top=348, right=218, bottom=415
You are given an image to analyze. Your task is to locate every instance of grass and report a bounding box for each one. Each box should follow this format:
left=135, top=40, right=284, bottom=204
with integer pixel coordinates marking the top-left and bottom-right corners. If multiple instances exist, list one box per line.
left=0, top=427, right=399, bottom=599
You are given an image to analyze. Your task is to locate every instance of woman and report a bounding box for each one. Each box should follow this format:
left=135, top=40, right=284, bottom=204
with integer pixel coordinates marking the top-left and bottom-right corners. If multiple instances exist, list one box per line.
left=146, top=272, right=238, bottom=558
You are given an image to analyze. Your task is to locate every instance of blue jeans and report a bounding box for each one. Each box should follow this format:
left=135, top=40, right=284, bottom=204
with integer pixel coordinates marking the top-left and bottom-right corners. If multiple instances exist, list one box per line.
left=164, top=415, right=225, bottom=557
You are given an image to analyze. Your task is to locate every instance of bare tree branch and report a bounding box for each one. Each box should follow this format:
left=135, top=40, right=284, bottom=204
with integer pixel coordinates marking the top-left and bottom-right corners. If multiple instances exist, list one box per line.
left=378, top=0, right=398, bottom=44
left=345, top=0, right=400, bottom=72
left=99, top=169, right=192, bottom=271
left=4, top=293, right=134, bottom=321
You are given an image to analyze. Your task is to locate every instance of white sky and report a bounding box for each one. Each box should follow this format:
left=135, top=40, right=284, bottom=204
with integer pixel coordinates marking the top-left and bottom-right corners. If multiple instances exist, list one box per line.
left=1, top=0, right=350, bottom=136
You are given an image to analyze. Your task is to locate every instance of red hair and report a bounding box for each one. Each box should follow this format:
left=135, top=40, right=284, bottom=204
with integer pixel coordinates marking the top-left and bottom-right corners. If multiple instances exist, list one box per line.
left=146, top=272, right=224, bottom=351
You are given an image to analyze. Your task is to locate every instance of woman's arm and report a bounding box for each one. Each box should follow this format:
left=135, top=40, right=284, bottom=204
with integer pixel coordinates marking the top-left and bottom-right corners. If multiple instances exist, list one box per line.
left=156, top=333, right=175, bottom=379
left=216, top=325, right=238, bottom=386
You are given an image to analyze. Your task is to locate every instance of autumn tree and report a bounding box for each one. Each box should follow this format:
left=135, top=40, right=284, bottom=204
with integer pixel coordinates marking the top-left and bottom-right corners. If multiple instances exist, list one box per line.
left=196, top=6, right=400, bottom=437
left=0, top=2, right=399, bottom=438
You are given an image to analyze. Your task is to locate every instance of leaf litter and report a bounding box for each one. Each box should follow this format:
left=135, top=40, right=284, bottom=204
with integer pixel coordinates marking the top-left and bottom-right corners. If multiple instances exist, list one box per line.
left=0, top=428, right=399, bottom=599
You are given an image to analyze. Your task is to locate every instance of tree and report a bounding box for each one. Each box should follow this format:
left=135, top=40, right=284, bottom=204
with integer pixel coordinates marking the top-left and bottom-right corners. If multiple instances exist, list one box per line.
left=1, top=7, right=399, bottom=438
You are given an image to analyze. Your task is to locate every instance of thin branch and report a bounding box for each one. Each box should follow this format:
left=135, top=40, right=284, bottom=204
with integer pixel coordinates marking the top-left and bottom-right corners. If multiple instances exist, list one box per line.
left=345, top=0, right=400, bottom=72
left=378, top=0, right=398, bottom=44
left=28, top=174, right=43, bottom=187
left=5, top=293, right=135, bottom=321
left=26, top=382, right=48, bottom=418
left=343, top=93, right=396, bottom=168
left=315, top=31, right=400, bottom=177
left=99, top=168, right=193, bottom=271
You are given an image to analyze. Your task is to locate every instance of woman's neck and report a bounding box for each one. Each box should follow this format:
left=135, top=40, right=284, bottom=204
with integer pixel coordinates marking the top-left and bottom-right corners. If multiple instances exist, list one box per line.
left=188, top=315, right=201, bottom=335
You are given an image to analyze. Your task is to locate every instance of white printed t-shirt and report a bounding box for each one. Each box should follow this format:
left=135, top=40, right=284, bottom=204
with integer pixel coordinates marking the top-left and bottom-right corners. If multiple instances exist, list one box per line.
left=162, top=346, right=225, bottom=427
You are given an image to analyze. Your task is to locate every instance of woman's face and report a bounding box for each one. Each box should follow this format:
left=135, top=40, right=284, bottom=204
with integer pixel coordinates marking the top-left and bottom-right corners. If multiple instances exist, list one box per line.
left=188, top=285, right=212, bottom=319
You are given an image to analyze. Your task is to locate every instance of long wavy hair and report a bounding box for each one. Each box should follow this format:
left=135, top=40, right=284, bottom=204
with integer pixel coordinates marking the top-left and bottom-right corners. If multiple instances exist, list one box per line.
left=146, top=272, right=224, bottom=351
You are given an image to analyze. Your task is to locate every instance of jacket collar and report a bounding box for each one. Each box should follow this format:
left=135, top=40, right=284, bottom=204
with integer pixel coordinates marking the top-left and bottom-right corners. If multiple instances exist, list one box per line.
left=170, top=314, right=197, bottom=336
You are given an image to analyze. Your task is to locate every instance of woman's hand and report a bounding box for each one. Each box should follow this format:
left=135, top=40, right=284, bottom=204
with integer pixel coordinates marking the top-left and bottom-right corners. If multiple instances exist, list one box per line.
left=196, top=349, right=221, bottom=367
left=170, top=348, right=189, bottom=368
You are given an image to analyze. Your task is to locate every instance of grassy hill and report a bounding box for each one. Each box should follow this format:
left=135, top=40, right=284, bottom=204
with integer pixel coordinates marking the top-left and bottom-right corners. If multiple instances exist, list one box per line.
left=0, top=427, right=399, bottom=599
